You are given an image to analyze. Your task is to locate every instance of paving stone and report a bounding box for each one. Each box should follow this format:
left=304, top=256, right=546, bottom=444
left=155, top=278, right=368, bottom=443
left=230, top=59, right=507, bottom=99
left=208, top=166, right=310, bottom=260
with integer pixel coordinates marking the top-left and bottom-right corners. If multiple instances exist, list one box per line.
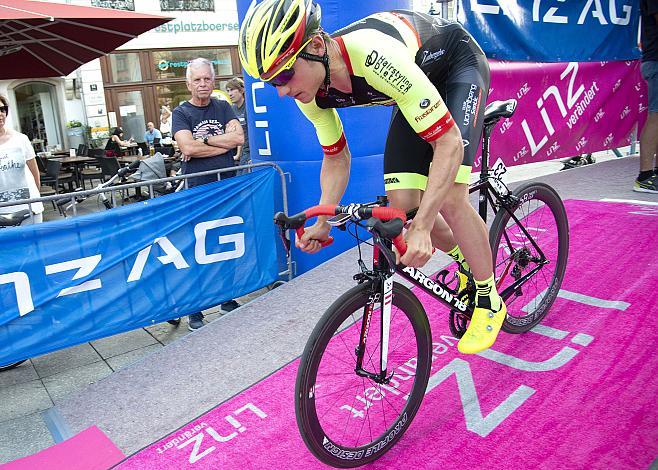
left=42, top=361, right=113, bottom=404
left=91, top=329, right=158, bottom=359
left=0, top=360, right=38, bottom=388
left=106, top=344, right=163, bottom=372
left=31, top=343, right=102, bottom=379
left=145, top=321, right=190, bottom=346
left=0, top=413, right=55, bottom=464
left=0, top=380, right=52, bottom=424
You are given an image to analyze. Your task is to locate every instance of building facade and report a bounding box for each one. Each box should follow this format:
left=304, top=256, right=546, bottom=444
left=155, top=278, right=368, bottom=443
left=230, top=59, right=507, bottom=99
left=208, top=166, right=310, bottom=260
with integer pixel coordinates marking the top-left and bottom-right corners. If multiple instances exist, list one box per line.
left=0, top=0, right=443, bottom=151
left=0, top=0, right=241, bottom=150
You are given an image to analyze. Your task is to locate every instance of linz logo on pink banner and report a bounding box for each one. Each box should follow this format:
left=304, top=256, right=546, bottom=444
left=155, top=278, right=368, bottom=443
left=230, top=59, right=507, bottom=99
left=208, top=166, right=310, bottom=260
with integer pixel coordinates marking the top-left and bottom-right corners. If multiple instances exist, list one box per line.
left=486, top=59, right=644, bottom=169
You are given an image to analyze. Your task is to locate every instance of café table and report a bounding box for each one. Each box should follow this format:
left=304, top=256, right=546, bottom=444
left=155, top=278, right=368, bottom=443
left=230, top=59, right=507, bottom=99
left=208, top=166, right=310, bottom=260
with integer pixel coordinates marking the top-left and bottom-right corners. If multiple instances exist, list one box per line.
left=49, top=155, right=95, bottom=187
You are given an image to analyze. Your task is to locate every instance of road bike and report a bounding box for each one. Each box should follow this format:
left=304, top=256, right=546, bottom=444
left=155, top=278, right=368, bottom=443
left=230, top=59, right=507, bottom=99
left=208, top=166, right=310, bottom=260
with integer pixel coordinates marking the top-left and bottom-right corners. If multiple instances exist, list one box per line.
left=273, top=99, right=570, bottom=467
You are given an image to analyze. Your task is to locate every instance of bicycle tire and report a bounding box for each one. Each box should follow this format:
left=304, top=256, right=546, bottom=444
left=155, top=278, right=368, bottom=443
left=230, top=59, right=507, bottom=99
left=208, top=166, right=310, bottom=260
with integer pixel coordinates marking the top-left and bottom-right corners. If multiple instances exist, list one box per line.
left=295, top=281, right=432, bottom=468
left=489, top=182, right=569, bottom=334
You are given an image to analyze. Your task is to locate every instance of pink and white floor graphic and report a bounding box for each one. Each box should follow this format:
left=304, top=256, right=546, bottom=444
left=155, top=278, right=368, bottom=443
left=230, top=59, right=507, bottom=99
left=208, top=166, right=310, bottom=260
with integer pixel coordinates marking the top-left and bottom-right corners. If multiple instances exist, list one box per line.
left=115, top=200, right=658, bottom=468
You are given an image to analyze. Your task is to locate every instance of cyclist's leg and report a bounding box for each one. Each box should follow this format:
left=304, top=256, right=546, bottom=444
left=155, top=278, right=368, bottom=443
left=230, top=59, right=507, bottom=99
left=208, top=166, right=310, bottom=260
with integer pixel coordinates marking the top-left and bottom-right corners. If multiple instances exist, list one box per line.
left=383, top=108, right=458, bottom=254
left=440, top=54, right=506, bottom=354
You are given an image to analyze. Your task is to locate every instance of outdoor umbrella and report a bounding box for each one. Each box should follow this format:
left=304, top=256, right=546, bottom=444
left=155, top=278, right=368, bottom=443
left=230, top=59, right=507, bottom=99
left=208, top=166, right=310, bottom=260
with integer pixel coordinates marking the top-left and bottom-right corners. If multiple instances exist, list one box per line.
left=0, top=0, right=172, bottom=79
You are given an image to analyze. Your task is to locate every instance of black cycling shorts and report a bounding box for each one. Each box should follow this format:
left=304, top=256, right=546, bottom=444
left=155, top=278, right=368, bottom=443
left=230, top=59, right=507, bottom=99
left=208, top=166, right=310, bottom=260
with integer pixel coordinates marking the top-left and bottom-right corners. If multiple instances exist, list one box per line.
left=384, top=31, right=490, bottom=190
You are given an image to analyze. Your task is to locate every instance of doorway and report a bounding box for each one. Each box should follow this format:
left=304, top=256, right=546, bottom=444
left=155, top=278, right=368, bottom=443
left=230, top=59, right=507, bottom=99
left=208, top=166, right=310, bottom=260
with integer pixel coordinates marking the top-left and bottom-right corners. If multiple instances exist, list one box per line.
left=14, top=82, right=63, bottom=152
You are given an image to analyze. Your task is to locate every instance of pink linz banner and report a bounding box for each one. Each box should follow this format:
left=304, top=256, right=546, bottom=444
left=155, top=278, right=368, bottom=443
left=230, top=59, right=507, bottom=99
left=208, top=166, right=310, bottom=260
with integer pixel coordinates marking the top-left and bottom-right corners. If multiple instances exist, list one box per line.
left=479, top=60, right=645, bottom=170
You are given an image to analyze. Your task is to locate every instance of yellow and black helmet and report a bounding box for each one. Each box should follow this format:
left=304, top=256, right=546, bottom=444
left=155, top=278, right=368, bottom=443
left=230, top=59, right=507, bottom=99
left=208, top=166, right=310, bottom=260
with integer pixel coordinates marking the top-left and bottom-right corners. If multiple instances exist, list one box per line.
left=239, top=0, right=322, bottom=81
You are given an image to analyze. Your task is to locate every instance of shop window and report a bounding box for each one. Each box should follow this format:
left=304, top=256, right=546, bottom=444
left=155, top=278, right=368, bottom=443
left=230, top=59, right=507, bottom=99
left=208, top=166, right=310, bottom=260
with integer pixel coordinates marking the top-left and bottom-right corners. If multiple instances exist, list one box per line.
left=160, top=0, right=214, bottom=11
left=152, top=49, right=233, bottom=80
left=91, top=0, right=135, bottom=10
left=109, top=53, right=142, bottom=83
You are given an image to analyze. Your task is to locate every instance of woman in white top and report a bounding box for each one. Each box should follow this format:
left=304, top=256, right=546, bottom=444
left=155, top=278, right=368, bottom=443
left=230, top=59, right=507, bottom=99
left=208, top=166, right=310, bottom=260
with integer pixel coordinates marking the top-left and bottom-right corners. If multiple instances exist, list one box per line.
left=0, top=95, right=43, bottom=224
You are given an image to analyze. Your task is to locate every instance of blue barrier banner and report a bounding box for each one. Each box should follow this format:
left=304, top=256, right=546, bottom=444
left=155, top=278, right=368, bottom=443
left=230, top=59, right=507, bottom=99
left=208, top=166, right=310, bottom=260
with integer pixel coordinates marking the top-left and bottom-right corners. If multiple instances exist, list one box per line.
left=0, top=169, right=279, bottom=365
left=457, top=0, right=640, bottom=62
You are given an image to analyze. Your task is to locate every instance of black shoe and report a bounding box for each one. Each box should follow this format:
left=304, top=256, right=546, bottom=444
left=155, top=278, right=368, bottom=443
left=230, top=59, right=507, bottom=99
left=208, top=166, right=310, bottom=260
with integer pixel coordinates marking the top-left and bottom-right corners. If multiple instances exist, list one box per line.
left=166, top=318, right=181, bottom=326
left=221, top=300, right=240, bottom=313
left=187, top=312, right=204, bottom=331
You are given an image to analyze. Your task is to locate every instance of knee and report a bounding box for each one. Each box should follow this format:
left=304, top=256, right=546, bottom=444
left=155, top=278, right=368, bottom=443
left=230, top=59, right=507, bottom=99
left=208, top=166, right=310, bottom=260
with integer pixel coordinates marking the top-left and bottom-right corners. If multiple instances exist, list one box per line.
left=386, top=189, right=421, bottom=212
left=441, top=186, right=469, bottom=220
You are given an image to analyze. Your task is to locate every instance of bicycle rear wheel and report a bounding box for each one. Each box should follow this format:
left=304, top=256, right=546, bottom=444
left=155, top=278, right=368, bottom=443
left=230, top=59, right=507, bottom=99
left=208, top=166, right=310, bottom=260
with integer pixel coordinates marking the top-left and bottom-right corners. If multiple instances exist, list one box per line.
left=489, top=182, right=569, bottom=333
left=295, top=281, right=431, bottom=468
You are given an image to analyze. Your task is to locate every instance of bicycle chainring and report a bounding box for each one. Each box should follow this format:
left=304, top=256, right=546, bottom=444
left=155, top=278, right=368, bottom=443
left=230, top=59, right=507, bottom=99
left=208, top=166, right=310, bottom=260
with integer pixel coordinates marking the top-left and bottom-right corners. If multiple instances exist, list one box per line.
left=449, top=310, right=469, bottom=338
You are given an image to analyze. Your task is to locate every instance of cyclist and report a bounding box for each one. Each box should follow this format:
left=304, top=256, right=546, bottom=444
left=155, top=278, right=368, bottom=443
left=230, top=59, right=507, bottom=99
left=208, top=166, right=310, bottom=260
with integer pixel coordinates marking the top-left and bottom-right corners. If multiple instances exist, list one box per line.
left=239, top=0, right=505, bottom=354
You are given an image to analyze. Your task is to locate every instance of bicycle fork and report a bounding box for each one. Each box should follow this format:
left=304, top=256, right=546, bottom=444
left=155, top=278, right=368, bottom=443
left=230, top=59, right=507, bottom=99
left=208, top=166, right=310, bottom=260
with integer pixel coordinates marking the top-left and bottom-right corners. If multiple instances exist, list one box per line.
left=355, top=276, right=395, bottom=385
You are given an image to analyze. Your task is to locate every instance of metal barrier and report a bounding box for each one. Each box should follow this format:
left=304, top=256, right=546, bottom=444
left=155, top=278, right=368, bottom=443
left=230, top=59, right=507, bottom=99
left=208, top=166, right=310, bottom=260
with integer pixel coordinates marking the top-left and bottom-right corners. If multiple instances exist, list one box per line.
left=0, top=162, right=293, bottom=281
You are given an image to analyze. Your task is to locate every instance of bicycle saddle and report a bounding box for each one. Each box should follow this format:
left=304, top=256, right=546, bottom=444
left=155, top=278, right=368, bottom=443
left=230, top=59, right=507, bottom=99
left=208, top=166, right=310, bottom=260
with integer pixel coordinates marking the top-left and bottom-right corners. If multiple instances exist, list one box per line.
left=0, top=210, right=31, bottom=227
left=484, top=99, right=517, bottom=126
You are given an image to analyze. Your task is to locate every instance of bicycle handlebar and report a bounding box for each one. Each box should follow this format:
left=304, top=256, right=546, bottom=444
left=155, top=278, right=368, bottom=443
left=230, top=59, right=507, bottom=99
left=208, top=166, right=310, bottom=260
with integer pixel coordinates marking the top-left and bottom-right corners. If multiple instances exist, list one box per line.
left=274, top=204, right=408, bottom=255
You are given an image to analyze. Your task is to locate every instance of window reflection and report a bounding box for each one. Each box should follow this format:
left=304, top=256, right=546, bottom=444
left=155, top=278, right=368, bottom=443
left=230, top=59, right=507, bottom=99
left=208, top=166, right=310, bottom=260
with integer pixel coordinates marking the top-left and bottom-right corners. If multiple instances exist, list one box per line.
left=110, top=53, right=142, bottom=83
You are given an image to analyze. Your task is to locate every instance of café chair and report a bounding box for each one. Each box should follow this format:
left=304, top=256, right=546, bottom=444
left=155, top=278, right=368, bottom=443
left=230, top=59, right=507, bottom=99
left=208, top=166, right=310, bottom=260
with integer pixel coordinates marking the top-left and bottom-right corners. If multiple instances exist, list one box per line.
left=44, top=159, right=75, bottom=193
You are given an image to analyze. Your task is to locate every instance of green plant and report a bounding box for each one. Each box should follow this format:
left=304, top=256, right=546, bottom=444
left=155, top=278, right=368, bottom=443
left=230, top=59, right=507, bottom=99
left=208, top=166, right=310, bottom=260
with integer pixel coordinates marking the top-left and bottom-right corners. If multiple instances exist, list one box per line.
left=66, top=120, right=83, bottom=128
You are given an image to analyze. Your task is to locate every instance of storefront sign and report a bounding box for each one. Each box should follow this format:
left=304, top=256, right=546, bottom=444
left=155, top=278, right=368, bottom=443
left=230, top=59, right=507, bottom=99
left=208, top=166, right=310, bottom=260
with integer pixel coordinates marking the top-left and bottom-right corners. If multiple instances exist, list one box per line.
left=118, top=11, right=239, bottom=49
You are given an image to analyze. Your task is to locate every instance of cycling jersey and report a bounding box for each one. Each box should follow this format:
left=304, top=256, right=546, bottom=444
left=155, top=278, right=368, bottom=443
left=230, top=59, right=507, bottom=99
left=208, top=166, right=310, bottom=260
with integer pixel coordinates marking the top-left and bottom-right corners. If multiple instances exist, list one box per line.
left=297, top=10, right=489, bottom=188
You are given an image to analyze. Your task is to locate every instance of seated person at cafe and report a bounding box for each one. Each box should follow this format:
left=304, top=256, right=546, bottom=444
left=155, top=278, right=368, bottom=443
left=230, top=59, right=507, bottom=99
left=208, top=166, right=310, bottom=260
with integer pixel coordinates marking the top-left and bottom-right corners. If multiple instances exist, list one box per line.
left=105, top=127, right=133, bottom=157
left=144, top=122, right=162, bottom=146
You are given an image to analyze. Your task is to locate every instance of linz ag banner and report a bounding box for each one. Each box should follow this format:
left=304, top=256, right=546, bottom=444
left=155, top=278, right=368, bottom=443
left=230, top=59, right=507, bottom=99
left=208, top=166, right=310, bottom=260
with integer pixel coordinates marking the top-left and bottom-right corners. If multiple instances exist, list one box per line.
left=458, top=0, right=640, bottom=62
left=477, top=59, right=645, bottom=170
left=0, top=169, right=279, bottom=366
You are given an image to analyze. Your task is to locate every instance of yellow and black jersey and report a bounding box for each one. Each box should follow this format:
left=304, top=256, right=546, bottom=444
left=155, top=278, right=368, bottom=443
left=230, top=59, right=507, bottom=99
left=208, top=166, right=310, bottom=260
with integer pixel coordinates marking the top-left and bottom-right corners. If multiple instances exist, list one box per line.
left=297, top=10, right=482, bottom=156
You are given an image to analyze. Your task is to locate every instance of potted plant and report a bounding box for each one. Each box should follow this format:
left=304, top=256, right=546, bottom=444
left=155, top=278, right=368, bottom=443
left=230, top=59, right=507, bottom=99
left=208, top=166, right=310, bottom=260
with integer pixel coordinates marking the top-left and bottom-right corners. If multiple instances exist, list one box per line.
left=66, top=120, right=86, bottom=148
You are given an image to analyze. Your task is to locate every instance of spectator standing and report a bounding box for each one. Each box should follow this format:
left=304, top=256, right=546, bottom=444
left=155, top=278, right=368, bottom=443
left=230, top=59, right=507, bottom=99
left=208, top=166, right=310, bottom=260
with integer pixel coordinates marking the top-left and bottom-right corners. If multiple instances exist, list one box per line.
left=144, top=122, right=162, bottom=146
left=0, top=95, right=44, bottom=224
left=172, top=58, right=244, bottom=330
left=160, top=106, right=172, bottom=138
left=636, top=0, right=658, bottom=193
left=226, top=77, right=251, bottom=175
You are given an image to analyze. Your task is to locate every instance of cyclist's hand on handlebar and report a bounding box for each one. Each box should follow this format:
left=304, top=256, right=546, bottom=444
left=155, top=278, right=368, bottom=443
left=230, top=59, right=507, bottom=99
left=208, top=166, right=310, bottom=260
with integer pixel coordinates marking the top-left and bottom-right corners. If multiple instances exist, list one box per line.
left=296, top=220, right=331, bottom=254
left=400, top=226, right=433, bottom=268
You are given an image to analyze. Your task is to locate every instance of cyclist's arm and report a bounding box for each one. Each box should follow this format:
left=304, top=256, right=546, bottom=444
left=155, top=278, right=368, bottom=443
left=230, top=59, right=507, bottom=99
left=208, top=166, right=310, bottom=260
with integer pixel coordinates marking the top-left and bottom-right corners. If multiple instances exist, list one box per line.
left=318, top=145, right=351, bottom=220
left=413, top=126, right=462, bottom=229
left=296, top=100, right=350, bottom=249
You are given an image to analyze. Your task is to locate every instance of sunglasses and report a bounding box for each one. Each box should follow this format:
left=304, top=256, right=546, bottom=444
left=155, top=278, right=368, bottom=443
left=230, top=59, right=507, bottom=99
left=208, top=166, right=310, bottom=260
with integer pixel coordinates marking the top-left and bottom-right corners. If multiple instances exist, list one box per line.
left=267, top=68, right=295, bottom=88
left=0, top=106, right=8, bottom=114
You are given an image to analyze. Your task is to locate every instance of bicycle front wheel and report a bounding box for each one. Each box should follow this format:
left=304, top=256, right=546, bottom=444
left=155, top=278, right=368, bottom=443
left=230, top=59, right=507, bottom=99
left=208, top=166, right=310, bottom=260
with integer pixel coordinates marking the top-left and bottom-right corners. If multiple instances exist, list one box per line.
left=490, top=182, right=569, bottom=333
left=295, top=281, right=432, bottom=468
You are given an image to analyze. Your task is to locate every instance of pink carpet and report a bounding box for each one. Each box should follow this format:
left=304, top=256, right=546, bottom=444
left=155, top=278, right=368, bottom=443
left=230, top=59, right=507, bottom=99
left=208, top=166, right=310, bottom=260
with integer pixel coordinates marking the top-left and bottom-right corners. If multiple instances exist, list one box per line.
left=4, top=426, right=123, bottom=470
left=118, top=199, right=658, bottom=469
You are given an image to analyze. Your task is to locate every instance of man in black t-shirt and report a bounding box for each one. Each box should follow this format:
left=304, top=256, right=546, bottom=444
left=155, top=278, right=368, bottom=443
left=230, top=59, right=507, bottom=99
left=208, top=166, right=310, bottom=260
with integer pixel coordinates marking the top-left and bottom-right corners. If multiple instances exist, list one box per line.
left=637, top=0, right=658, bottom=193
left=172, top=58, right=245, bottom=330
left=173, top=58, right=243, bottom=188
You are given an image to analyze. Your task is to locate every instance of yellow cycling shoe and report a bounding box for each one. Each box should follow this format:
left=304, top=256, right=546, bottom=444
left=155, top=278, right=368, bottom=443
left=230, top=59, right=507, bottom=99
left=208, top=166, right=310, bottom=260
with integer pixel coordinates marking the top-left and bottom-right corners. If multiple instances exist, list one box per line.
left=457, top=302, right=507, bottom=354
